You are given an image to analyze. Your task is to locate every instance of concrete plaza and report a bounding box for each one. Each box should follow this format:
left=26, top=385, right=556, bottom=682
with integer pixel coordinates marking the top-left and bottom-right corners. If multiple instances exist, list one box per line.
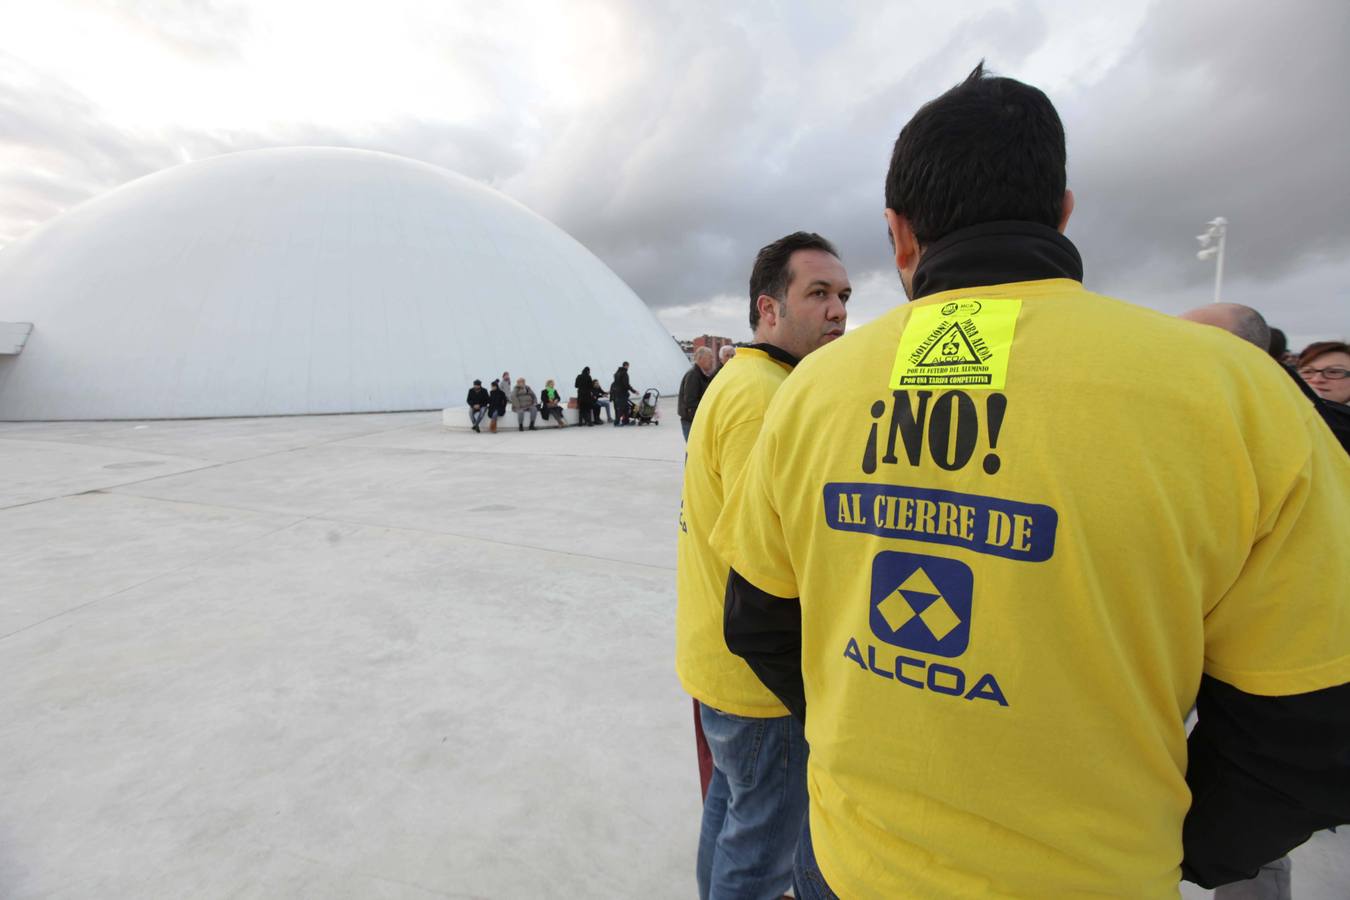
left=1, top=403, right=1344, bottom=898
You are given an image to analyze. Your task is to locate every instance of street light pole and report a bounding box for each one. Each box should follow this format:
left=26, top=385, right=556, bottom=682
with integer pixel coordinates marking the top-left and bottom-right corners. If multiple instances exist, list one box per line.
left=1196, top=217, right=1227, bottom=304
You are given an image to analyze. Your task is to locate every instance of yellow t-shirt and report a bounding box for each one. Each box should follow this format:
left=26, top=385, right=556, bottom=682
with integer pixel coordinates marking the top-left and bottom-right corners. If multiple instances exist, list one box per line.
left=677, top=346, right=794, bottom=717
left=710, top=280, right=1350, bottom=898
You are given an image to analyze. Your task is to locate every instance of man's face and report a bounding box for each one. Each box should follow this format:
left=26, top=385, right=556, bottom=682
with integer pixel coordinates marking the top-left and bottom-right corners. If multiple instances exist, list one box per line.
left=697, top=353, right=715, bottom=375
left=761, top=249, right=851, bottom=359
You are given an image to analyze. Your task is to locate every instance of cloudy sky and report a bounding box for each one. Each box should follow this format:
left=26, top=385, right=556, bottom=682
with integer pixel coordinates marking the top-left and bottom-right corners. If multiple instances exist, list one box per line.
left=0, top=0, right=1345, bottom=347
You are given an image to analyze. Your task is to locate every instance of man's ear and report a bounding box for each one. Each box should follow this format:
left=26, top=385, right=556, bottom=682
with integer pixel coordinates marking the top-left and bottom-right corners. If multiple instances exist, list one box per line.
left=1058, top=189, right=1074, bottom=233
left=756, top=293, right=780, bottom=328
left=884, top=209, right=920, bottom=272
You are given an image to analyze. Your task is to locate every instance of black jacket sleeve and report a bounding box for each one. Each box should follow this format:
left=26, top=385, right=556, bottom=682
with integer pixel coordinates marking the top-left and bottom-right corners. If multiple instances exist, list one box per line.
left=677, top=369, right=692, bottom=419
left=1181, top=675, right=1350, bottom=887
left=723, top=568, right=806, bottom=723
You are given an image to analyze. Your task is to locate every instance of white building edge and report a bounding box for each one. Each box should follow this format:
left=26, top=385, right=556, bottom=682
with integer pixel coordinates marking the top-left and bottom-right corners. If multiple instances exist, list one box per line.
left=0, top=147, right=688, bottom=420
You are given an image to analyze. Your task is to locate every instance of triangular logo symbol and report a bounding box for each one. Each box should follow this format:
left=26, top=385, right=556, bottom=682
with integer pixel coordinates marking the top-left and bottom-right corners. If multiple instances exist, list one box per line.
left=916, top=322, right=981, bottom=367
left=897, top=567, right=941, bottom=597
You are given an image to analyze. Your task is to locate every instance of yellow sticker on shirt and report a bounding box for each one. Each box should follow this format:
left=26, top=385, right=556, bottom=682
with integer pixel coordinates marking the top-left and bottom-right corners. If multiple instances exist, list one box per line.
left=890, top=298, right=1021, bottom=390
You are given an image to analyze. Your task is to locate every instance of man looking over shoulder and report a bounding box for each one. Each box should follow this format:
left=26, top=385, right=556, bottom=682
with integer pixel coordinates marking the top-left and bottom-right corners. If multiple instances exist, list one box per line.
left=678, top=347, right=718, bottom=441
left=712, top=63, right=1350, bottom=899
left=676, top=231, right=850, bottom=900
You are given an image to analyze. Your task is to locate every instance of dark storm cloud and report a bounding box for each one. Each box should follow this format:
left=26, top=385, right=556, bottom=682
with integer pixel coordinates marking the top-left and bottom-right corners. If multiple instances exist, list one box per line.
left=1064, top=0, right=1350, bottom=299
left=504, top=1, right=1060, bottom=309
left=511, top=0, right=1346, bottom=333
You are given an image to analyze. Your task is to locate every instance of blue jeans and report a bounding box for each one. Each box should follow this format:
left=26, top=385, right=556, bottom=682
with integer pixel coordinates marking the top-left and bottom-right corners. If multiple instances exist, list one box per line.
left=469, top=406, right=486, bottom=427
left=793, top=816, right=840, bottom=899
left=696, top=703, right=809, bottom=900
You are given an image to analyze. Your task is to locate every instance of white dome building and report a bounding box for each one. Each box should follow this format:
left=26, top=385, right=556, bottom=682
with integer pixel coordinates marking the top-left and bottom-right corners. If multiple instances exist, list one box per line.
left=0, top=148, right=688, bottom=420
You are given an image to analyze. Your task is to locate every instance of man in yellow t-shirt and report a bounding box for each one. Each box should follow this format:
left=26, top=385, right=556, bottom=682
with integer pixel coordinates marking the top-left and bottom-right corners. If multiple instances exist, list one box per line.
left=676, top=231, right=851, bottom=899
left=710, top=64, right=1350, bottom=899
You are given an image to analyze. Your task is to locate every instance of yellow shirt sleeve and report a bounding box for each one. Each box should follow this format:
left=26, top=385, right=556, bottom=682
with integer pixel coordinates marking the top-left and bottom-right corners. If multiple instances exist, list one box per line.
left=1203, top=409, right=1350, bottom=696
left=718, top=417, right=765, bottom=506
left=709, top=417, right=799, bottom=599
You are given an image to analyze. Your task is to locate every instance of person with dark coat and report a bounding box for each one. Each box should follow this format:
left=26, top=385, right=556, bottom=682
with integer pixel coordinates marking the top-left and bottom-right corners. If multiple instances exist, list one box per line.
left=611, top=361, right=638, bottom=426
left=1296, top=340, right=1350, bottom=454
left=678, top=347, right=717, bottom=441
left=592, top=379, right=612, bottom=424
left=574, top=367, right=595, bottom=426
left=465, top=380, right=490, bottom=432
left=487, top=379, right=508, bottom=433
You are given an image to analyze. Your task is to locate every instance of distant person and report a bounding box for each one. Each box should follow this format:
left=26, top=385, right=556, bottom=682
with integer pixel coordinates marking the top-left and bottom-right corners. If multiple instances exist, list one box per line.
left=718, top=344, right=735, bottom=368
left=592, top=379, right=613, bottom=424
left=465, top=379, right=490, bottom=433
left=500, top=371, right=512, bottom=398
left=487, top=379, right=508, bottom=433
left=676, top=231, right=850, bottom=899
left=575, top=367, right=595, bottom=426
left=1297, top=340, right=1350, bottom=452
left=678, top=347, right=717, bottom=441
left=1179, top=303, right=1270, bottom=349
left=541, top=379, right=567, bottom=428
left=710, top=63, right=1350, bottom=899
left=511, top=377, right=537, bottom=431
left=1188, top=313, right=1350, bottom=455
left=611, top=361, right=637, bottom=426
left=1267, top=327, right=1293, bottom=364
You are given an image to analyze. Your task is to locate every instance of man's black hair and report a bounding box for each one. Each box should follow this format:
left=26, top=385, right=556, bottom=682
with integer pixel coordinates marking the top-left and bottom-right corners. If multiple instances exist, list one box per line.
left=748, top=231, right=840, bottom=329
left=1268, top=327, right=1288, bottom=360
left=885, top=61, right=1067, bottom=246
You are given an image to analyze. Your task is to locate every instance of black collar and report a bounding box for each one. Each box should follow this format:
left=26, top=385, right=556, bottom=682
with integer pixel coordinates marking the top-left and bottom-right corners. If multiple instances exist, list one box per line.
left=745, top=342, right=800, bottom=368
left=911, top=221, right=1084, bottom=300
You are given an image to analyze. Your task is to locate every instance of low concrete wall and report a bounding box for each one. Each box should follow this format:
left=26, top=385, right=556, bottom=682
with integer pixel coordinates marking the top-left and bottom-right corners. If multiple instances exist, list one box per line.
left=442, top=404, right=582, bottom=429
left=442, top=397, right=662, bottom=430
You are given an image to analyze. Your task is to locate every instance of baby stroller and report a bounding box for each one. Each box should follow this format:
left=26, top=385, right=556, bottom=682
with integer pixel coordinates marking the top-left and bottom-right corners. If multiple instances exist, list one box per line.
left=635, top=388, right=661, bottom=425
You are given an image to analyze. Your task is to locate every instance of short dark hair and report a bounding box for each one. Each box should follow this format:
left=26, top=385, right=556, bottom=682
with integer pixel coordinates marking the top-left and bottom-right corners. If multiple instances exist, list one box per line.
left=1268, top=327, right=1288, bottom=359
left=748, top=231, right=840, bottom=329
left=885, top=61, right=1066, bottom=246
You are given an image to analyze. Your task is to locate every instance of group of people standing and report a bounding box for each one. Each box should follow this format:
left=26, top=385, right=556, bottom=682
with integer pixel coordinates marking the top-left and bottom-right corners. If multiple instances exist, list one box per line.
left=463, top=363, right=641, bottom=433
left=675, top=63, right=1348, bottom=900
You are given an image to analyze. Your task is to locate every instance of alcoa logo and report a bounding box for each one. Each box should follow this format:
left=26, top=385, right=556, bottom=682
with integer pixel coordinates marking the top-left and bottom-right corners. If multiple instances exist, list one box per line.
left=871, top=554, right=971, bottom=656
left=843, top=551, right=1008, bottom=706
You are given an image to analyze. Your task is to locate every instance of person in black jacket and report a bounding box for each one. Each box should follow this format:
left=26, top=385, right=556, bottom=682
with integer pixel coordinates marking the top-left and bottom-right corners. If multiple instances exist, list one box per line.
left=1296, top=341, right=1350, bottom=454
left=591, top=379, right=612, bottom=424
left=465, top=379, right=490, bottom=433
left=677, top=347, right=716, bottom=441
left=611, top=361, right=637, bottom=426
left=487, top=379, right=508, bottom=433
left=574, top=367, right=594, bottom=426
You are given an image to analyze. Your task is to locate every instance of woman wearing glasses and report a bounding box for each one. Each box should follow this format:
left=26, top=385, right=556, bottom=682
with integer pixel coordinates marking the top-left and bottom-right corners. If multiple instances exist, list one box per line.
left=1297, top=340, right=1350, bottom=453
